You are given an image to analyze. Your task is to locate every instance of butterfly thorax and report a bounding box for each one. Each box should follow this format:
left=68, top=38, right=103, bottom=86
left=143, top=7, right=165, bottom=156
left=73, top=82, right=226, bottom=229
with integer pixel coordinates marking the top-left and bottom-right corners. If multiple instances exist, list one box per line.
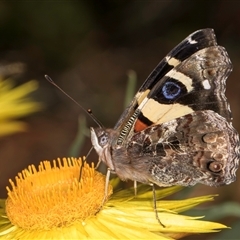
left=90, top=126, right=156, bottom=184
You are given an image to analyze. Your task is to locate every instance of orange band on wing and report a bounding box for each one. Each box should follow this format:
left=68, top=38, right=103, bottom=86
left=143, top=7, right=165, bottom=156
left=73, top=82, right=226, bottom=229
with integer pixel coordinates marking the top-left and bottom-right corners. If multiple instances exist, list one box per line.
left=134, top=119, right=149, bottom=132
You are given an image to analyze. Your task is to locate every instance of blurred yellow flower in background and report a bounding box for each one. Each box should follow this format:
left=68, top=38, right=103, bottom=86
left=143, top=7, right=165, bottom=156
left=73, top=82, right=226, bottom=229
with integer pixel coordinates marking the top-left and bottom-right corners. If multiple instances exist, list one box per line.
left=0, top=79, right=42, bottom=137
left=0, top=157, right=227, bottom=240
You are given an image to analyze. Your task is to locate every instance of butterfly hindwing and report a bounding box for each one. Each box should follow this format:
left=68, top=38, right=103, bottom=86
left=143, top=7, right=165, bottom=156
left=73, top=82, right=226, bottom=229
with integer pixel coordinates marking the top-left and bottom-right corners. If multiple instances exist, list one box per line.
left=121, top=110, right=239, bottom=187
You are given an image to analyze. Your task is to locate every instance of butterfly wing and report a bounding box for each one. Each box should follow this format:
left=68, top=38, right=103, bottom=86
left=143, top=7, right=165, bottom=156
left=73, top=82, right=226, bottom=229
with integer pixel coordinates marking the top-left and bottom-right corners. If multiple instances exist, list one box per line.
left=137, top=46, right=232, bottom=127
left=112, top=29, right=232, bottom=147
left=107, top=28, right=239, bottom=187
left=91, top=29, right=239, bottom=187
left=112, top=110, right=239, bottom=187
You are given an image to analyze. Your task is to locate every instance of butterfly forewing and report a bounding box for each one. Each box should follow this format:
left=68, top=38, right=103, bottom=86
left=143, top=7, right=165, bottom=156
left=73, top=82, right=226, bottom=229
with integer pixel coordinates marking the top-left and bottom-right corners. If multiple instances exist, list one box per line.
left=137, top=45, right=233, bottom=127
left=113, top=29, right=232, bottom=146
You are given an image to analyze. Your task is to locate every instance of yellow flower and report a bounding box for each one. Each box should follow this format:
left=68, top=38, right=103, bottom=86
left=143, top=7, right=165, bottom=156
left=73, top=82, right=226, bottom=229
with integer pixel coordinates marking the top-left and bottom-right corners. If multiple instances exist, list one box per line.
left=0, top=157, right=227, bottom=239
left=0, top=79, right=42, bottom=137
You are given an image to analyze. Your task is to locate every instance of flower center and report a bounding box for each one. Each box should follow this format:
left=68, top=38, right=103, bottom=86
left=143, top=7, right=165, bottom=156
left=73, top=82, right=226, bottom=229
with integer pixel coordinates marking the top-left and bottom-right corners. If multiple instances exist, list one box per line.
left=5, top=157, right=112, bottom=230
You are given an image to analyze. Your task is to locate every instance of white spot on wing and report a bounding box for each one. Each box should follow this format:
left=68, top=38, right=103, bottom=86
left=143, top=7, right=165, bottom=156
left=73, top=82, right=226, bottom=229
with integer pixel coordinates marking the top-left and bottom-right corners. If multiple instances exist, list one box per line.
left=202, top=79, right=211, bottom=89
left=187, top=36, right=197, bottom=44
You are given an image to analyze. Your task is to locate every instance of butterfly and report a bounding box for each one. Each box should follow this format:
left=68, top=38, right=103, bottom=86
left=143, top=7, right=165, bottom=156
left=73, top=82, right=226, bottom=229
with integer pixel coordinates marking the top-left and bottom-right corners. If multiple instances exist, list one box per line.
left=90, top=28, right=240, bottom=189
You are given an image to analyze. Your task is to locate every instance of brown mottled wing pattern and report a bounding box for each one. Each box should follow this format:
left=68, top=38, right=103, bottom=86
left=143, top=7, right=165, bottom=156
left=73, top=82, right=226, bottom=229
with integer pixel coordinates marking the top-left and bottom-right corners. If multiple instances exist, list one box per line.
left=124, top=110, right=239, bottom=187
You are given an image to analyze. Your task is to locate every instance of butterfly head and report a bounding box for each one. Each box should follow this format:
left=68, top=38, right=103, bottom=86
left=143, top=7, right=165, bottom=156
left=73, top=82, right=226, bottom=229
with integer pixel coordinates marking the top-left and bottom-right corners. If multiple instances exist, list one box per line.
left=90, top=127, right=115, bottom=170
left=90, top=127, right=109, bottom=150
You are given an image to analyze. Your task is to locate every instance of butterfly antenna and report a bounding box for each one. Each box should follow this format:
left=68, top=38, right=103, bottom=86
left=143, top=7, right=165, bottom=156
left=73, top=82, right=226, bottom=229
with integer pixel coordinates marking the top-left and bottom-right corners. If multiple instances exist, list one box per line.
left=45, top=75, right=104, bottom=128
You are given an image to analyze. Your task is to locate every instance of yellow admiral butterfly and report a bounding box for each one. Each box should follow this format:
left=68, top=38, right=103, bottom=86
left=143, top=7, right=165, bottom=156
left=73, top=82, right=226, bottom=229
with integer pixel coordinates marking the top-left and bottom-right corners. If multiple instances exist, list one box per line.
left=91, top=28, right=239, bottom=189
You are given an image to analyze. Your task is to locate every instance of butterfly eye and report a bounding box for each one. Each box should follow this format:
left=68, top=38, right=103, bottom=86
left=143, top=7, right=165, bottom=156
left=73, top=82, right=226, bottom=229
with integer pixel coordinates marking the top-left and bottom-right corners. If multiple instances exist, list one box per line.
left=162, top=81, right=181, bottom=100
left=99, top=133, right=108, bottom=146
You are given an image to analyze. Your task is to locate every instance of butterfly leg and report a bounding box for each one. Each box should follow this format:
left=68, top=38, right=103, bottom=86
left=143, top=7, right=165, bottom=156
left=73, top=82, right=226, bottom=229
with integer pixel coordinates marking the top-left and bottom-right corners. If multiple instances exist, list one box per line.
left=100, top=168, right=111, bottom=207
left=95, top=156, right=102, bottom=169
left=104, top=168, right=111, bottom=198
left=78, top=156, right=87, bottom=182
left=78, top=148, right=97, bottom=182
left=134, top=180, right=138, bottom=196
left=151, top=183, right=165, bottom=228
